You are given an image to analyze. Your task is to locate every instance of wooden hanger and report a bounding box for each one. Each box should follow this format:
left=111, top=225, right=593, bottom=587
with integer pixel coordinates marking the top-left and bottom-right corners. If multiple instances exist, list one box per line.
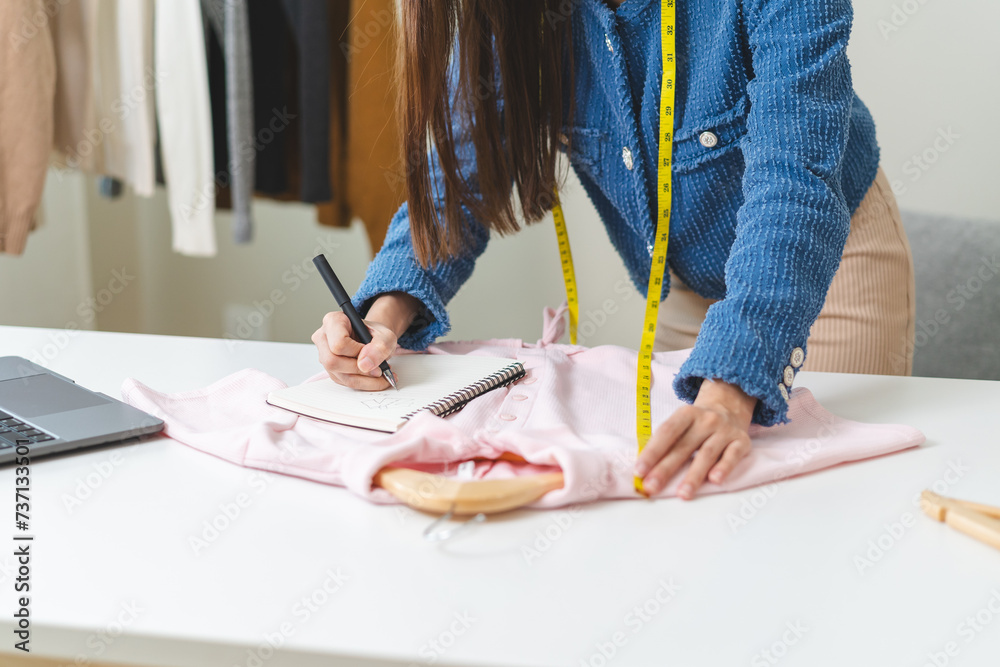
left=920, top=490, right=1000, bottom=551
left=374, top=452, right=565, bottom=515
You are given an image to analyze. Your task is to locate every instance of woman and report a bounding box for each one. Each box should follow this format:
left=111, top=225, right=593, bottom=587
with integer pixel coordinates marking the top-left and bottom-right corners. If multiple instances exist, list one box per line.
left=312, top=0, right=915, bottom=499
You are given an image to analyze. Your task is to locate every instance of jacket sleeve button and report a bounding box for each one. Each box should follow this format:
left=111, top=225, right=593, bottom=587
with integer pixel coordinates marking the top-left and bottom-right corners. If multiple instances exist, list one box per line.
left=698, top=131, right=719, bottom=148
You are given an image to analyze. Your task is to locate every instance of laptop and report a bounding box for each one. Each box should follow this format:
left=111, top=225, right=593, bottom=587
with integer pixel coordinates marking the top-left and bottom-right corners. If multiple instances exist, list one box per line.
left=0, top=356, right=164, bottom=464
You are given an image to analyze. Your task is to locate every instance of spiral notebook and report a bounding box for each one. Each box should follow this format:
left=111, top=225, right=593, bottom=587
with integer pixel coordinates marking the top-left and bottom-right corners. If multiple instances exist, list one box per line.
left=266, top=355, right=526, bottom=432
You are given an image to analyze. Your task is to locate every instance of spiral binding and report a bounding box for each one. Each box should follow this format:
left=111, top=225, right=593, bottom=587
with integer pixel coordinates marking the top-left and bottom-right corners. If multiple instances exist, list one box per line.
left=402, top=361, right=526, bottom=421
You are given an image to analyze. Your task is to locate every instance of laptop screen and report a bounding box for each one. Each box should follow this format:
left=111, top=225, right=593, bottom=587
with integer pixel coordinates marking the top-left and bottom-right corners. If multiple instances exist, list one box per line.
left=0, top=374, right=109, bottom=419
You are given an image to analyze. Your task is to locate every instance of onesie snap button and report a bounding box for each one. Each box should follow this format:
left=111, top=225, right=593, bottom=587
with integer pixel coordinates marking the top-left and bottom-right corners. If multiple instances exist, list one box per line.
left=521, top=377, right=537, bottom=385
left=499, top=414, right=517, bottom=421
left=511, top=394, right=528, bottom=401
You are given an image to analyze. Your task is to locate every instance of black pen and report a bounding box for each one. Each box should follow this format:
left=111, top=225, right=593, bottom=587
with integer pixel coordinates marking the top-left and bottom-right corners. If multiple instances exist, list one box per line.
left=312, top=254, right=398, bottom=390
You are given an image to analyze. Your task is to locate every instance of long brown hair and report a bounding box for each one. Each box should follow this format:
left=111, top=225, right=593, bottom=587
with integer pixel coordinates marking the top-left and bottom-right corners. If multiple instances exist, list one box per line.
left=399, top=1, right=574, bottom=266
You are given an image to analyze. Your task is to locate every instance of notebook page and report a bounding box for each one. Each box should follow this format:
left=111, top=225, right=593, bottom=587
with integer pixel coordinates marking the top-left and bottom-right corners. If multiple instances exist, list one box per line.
left=270, top=354, right=520, bottom=428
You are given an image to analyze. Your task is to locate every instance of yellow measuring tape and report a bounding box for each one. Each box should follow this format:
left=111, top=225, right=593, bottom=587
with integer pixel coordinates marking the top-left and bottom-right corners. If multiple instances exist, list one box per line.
left=552, top=193, right=579, bottom=345
left=551, top=0, right=675, bottom=494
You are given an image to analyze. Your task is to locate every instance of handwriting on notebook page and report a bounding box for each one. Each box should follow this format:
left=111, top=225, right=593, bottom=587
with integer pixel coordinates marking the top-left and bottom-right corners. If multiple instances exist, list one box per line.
left=359, top=396, right=416, bottom=413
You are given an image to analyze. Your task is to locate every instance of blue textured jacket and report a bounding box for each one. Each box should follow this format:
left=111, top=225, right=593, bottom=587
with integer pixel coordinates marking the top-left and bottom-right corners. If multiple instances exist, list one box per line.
left=352, top=0, right=880, bottom=426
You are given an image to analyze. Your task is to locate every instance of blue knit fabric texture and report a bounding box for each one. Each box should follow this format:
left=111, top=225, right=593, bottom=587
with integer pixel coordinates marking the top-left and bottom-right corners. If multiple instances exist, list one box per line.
left=352, top=0, right=880, bottom=426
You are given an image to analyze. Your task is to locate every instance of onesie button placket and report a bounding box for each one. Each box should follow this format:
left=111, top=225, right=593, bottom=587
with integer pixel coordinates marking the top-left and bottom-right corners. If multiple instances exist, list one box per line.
left=487, top=354, right=541, bottom=432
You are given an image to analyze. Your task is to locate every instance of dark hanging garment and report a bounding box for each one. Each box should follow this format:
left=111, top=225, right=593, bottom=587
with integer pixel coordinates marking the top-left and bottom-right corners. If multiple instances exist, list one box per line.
left=205, top=15, right=229, bottom=197
left=247, top=0, right=292, bottom=196
left=202, top=0, right=256, bottom=242
left=280, top=0, right=333, bottom=203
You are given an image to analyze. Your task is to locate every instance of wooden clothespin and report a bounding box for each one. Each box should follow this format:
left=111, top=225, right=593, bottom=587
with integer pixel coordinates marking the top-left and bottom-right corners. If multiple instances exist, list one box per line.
left=920, top=490, right=1000, bottom=552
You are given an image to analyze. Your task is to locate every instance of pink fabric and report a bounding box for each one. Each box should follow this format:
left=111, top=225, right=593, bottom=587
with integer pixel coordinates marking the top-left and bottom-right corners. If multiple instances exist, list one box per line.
left=120, top=307, right=925, bottom=507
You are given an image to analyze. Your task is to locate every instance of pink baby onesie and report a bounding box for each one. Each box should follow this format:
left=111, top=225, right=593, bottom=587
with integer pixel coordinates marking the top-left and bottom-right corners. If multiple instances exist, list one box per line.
left=121, top=307, right=925, bottom=507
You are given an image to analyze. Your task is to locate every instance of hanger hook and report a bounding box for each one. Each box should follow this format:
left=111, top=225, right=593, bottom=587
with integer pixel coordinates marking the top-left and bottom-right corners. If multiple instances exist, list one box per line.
left=422, top=504, right=487, bottom=542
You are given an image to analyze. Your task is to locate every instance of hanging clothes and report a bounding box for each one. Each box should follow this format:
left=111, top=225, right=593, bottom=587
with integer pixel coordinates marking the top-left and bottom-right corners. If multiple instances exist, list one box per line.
left=121, top=307, right=925, bottom=508
left=280, top=0, right=332, bottom=204
left=243, top=0, right=402, bottom=251
left=51, top=0, right=100, bottom=173
left=315, top=0, right=350, bottom=236
left=246, top=0, right=292, bottom=197
left=154, top=0, right=217, bottom=256
left=202, top=0, right=255, bottom=243
left=244, top=0, right=328, bottom=205
left=114, top=0, right=157, bottom=197
left=317, top=0, right=405, bottom=253
left=0, top=0, right=56, bottom=255
left=50, top=0, right=156, bottom=195
left=86, top=0, right=130, bottom=184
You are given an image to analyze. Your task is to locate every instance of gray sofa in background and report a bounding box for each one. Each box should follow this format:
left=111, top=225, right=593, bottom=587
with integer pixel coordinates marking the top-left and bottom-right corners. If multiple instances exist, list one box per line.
left=901, top=210, right=1000, bottom=381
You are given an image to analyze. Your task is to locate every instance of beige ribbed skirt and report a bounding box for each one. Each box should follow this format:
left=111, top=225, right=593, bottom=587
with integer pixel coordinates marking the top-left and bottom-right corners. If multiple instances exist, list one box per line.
left=654, top=166, right=916, bottom=375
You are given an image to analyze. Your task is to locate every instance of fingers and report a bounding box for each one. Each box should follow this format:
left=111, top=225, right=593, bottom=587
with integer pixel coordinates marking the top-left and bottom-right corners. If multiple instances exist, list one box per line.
left=634, top=405, right=697, bottom=478
left=640, top=411, right=714, bottom=495
left=635, top=404, right=754, bottom=499
left=330, top=370, right=391, bottom=391
left=319, top=312, right=365, bottom=355
left=357, top=321, right=395, bottom=374
left=311, top=312, right=395, bottom=391
left=311, top=328, right=368, bottom=375
left=707, top=436, right=752, bottom=484
left=677, top=433, right=741, bottom=500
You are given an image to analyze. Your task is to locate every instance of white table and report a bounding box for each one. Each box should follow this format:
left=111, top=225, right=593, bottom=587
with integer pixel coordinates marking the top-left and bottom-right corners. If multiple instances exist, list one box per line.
left=1, top=326, right=998, bottom=667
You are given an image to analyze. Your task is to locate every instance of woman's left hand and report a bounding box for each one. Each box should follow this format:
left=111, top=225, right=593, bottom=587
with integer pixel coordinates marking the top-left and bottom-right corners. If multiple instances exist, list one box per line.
left=634, top=379, right=757, bottom=500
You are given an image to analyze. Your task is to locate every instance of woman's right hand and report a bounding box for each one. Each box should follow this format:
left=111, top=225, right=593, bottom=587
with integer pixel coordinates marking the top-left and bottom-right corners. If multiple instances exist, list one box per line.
left=311, top=292, right=424, bottom=390
left=311, top=312, right=398, bottom=390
